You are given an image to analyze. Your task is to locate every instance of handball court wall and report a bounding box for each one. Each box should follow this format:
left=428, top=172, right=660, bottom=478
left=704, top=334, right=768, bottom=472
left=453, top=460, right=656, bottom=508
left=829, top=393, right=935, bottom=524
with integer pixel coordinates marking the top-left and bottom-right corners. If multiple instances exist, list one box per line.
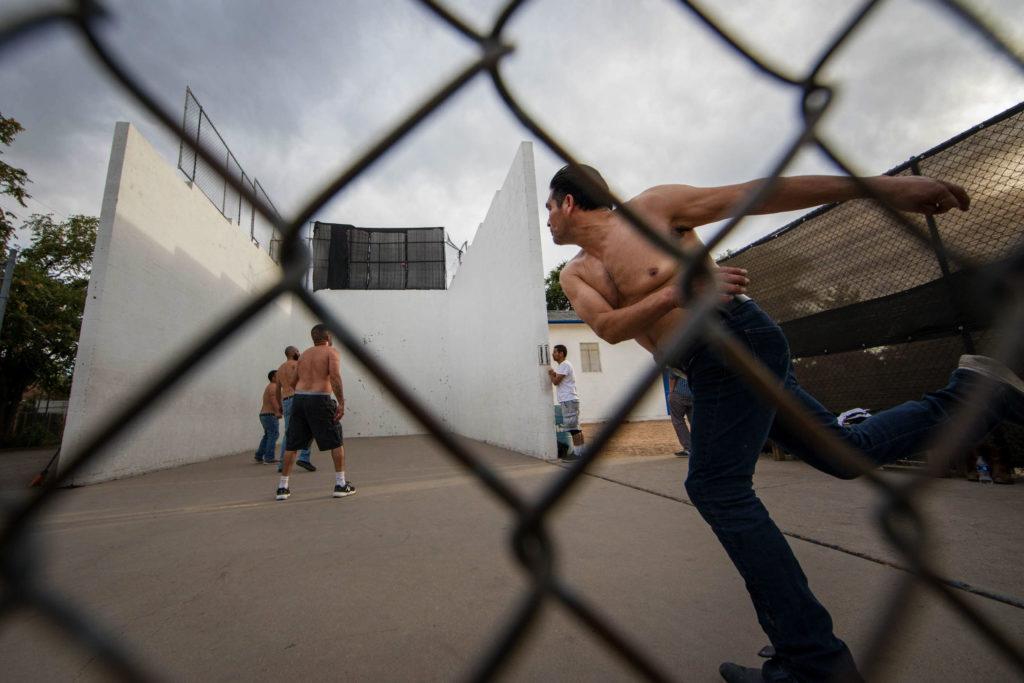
left=60, top=124, right=552, bottom=484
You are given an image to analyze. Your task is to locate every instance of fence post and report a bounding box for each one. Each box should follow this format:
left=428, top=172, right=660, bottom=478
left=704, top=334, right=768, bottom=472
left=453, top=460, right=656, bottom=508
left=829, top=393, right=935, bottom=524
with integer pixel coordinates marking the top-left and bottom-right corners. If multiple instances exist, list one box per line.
left=0, top=248, right=18, bottom=336
left=909, top=158, right=976, bottom=355
left=192, top=105, right=202, bottom=182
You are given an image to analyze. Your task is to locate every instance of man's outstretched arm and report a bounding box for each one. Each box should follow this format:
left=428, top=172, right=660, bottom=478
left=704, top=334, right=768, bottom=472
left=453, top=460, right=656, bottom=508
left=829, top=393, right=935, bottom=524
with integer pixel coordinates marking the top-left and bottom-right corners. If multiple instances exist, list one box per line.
left=638, top=175, right=970, bottom=229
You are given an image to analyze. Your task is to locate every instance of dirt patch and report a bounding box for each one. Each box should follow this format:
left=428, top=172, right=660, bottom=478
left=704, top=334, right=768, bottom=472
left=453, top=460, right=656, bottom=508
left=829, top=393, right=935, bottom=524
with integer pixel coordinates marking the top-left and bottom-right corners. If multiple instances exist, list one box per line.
left=580, top=419, right=683, bottom=459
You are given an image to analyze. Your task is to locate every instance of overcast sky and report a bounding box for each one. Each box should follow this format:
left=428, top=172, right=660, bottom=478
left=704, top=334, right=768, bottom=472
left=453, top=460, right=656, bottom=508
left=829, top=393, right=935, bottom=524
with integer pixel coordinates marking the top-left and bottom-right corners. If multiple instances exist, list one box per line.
left=1, top=0, right=1022, bottom=274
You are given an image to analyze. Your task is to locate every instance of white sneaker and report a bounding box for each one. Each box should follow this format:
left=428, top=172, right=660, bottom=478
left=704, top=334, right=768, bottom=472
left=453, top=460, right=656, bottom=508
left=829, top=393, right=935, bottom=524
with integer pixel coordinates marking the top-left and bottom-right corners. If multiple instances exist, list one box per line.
left=958, top=355, right=1024, bottom=395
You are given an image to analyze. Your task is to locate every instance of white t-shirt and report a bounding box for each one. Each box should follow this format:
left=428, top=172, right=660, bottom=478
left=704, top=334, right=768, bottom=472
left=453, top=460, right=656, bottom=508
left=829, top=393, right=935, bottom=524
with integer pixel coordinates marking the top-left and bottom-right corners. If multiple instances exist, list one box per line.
left=554, top=361, right=579, bottom=403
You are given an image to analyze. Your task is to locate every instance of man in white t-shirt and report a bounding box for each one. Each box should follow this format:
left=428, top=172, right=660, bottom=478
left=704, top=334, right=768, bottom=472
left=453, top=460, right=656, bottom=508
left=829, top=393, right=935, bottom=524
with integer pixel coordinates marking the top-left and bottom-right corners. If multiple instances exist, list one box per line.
left=549, top=344, right=584, bottom=462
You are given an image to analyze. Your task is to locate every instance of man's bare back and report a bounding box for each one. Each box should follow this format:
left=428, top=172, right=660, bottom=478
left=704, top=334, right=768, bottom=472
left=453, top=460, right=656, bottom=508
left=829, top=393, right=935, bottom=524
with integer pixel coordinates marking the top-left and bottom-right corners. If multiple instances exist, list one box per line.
left=260, top=382, right=281, bottom=416
left=276, top=359, right=300, bottom=399
left=295, top=344, right=342, bottom=394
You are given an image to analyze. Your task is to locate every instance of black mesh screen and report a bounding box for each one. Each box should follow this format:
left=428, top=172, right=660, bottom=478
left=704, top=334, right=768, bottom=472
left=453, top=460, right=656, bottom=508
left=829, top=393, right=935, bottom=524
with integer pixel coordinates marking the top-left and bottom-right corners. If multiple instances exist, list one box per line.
left=722, top=102, right=1024, bottom=464
left=312, top=222, right=446, bottom=290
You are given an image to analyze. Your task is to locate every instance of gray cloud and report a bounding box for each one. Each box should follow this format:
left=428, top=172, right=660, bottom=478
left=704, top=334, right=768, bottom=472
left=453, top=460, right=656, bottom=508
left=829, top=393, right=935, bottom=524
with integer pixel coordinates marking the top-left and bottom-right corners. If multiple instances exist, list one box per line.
left=1, top=0, right=1021, bottom=272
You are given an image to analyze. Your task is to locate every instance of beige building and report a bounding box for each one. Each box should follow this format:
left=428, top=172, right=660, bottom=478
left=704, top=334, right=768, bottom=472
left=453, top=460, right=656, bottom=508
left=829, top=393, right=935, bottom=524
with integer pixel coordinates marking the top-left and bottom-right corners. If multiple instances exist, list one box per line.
left=547, top=310, right=671, bottom=423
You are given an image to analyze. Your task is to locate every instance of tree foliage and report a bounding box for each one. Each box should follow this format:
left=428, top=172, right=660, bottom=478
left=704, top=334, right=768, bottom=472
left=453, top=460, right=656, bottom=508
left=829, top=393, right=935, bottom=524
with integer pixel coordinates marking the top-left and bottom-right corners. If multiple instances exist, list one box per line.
left=545, top=260, right=571, bottom=310
left=0, top=114, right=30, bottom=250
left=0, top=115, right=97, bottom=442
left=0, top=214, right=98, bottom=441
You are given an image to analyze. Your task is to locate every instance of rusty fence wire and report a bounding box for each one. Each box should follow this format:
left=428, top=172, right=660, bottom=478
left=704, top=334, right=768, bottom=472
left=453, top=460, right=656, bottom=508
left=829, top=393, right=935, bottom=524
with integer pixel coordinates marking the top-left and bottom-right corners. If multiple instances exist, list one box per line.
left=1, top=1, right=1023, bottom=681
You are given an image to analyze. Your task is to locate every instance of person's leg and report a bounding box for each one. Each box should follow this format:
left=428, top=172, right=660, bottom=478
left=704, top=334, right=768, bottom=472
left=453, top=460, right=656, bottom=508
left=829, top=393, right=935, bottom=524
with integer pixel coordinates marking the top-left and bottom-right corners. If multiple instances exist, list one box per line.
left=669, top=392, right=692, bottom=453
left=257, top=415, right=274, bottom=463
left=276, top=398, right=313, bottom=500
left=264, top=417, right=279, bottom=464
left=685, top=302, right=860, bottom=682
left=278, top=397, right=291, bottom=471
left=769, top=362, right=1022, bottom=480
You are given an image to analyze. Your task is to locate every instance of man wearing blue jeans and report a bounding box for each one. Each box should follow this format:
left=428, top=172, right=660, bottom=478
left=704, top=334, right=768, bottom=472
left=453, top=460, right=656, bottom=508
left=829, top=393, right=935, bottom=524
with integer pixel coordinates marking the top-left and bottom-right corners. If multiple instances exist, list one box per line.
left=256, top=370, right=282, bottom=464
left=547, top=164, right=1022, bottom=682
left=275, top=345, right=314, bottom=472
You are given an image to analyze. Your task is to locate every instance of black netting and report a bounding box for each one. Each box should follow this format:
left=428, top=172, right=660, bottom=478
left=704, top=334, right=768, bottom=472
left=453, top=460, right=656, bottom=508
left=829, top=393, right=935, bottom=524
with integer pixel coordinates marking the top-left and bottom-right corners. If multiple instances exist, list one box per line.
left=723, top=103, right=1024, bottom=464
left=312, top=222, right=446, bottom=290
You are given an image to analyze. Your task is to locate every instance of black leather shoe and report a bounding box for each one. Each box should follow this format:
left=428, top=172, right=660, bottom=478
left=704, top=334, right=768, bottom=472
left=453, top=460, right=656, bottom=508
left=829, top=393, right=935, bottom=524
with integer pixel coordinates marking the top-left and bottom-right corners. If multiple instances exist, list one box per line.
left=719, top=662, right=765, bottom=682
left=296, top=460, right=316, bottom=472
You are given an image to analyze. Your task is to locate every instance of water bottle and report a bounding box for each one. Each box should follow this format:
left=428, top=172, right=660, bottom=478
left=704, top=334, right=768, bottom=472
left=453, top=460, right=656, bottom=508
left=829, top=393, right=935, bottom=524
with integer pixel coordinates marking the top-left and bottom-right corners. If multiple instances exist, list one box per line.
left=977, top=456, right=993, bottom=483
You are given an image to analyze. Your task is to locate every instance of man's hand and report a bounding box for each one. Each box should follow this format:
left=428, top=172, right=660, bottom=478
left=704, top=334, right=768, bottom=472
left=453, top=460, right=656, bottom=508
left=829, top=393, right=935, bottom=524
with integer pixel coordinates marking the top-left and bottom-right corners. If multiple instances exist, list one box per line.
left=666, top=265, right=749, bottom=306
left=334, top=400, right=345, bottom=423
left=868, top=176, right=970, bottom=215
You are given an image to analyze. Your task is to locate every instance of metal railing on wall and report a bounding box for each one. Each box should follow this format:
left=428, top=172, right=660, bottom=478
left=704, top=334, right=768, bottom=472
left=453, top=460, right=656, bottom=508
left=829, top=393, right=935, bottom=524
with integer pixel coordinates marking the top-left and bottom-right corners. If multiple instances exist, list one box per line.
left=1, top=1, right=1022, bottom=681
left=176, top=86, right=281, bottom=250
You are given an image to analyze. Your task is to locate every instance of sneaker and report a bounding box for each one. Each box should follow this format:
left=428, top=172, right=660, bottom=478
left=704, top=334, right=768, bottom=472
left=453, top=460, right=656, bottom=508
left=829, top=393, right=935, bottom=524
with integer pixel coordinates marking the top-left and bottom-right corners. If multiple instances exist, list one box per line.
left=275, top=487, right=290, bottom=501
left=254, top=452, right=262, bottom=463
left=559, top=453, right=583, bottom=463
left=675, top=449, right=690, bottom=457
left=263, top=458, right=277, bottom=465
left=719, top=662, right=765, bottom=682
left=296, top=460, right=317, bottom=472
left=959, top=355, right=1024, bottom=422
left=333, top=482, right=356, bottom=498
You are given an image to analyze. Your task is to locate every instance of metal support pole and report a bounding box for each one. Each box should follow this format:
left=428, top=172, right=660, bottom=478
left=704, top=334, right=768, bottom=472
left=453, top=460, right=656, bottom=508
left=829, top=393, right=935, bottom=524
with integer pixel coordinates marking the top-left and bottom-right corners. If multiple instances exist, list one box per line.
left=910, top=159, right=976, bottom=354
left=0, top=248, right=18, bottom=336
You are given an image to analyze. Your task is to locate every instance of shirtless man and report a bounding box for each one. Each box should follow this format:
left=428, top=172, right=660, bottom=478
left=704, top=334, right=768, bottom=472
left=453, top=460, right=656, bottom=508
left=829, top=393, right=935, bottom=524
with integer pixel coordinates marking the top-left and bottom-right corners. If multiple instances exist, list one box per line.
left=275, top=345, right=314, bottom=473
left=276, top=324, right=355, bottom=501
left=256, top=370, right=282, bottom=464
left=547, top=164, right=1024, bottom=682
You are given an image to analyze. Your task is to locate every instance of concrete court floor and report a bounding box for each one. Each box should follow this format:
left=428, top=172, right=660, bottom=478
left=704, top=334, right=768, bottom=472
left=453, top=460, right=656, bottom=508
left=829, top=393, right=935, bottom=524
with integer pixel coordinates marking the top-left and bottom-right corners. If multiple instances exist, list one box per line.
left=0, top=437, right=1022, bottom=682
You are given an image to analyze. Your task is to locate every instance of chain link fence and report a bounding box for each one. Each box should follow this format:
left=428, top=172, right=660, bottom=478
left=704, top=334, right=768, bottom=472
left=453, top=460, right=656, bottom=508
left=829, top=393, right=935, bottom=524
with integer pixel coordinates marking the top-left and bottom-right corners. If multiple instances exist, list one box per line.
left=177, top=86, right=281, bottom=250
left=722, top=102, right=1024, bottom=465
left=1, top=1, right=1023, bottom=681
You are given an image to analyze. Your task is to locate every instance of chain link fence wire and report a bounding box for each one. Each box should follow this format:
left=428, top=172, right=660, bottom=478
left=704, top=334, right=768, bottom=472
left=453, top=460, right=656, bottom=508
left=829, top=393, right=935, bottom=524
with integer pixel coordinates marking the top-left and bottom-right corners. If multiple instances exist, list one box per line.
left=176, top=86, right=281, bottom=250
left=723, top=102, right=1024, bottom=466
left=1, top=0, right=1023, bottom=680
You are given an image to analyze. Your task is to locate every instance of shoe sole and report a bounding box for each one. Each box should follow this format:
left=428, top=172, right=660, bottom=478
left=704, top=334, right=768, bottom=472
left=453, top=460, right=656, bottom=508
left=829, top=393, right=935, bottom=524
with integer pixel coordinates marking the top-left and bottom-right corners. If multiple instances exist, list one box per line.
left=959, top=355, right=1024, bottom=395
left=275, top=493, right=290, bottom=501
left=332, top=490, right=356, bottom=498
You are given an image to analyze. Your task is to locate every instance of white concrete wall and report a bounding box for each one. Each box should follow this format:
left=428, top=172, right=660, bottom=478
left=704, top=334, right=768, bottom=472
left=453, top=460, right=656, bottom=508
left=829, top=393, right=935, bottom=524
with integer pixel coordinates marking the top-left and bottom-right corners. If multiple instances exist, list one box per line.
left=444, top=143, right=553, bottom=458
left=62, top=122, right=316, bottom=484
left=62, top=128, right=555, bottom=484
left=548, top=322, right=669, bottom=423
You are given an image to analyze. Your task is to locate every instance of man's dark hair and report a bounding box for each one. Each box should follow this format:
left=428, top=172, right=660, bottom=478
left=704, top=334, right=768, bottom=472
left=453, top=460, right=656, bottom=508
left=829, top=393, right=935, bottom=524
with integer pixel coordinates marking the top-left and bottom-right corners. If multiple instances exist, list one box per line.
left=554, top=344, right=568, bottom=356
left=549, top=164, right=613, bottom=211
left=311, top=323, right=330, bottom=342
left=267, top=370, right=277, bottom=382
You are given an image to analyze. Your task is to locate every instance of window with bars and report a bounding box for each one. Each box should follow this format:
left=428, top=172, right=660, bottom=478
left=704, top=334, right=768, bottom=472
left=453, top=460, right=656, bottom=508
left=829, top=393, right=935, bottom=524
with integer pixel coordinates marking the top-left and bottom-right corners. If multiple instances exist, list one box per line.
left=580, top=342, right=602, bottom=372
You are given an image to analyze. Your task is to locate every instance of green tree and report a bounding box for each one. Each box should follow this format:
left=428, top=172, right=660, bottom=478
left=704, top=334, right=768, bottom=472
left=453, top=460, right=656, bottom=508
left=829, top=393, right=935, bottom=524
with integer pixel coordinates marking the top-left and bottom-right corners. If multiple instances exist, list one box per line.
left=545, top=260, right=571, bottom=310
left=0, top=114, right=30, bottom=251
left=0, top=212, right=97, bottom=442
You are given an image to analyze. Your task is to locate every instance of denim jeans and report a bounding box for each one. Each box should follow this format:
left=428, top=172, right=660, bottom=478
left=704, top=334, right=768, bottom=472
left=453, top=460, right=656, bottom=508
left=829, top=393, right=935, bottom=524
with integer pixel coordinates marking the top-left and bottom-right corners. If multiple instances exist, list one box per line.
left=279, top=396, right=311, bottom=468
left=257, top=414, right=279, bottom=464
left=681, top=299, right=1017, bottom=682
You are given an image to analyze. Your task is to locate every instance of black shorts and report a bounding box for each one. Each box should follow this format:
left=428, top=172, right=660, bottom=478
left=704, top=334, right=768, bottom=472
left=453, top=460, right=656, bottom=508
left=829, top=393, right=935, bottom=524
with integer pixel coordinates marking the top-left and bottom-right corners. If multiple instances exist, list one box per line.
left=285, top=394, right=343, bottom=451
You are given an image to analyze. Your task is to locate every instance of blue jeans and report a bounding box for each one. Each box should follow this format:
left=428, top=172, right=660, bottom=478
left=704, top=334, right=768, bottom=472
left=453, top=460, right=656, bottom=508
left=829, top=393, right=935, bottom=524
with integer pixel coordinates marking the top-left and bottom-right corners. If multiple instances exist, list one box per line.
left=279, top=396, right=311, bottom=469
left=257, top=414, right=279, bottom=463
left=681, top=299, right=1018, bottom=682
